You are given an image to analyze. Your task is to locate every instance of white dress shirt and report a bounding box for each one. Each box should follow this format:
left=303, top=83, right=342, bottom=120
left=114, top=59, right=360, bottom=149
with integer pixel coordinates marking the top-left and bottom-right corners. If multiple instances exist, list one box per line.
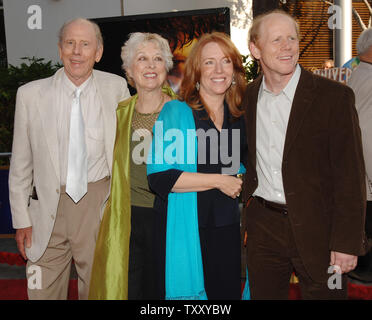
left=57, top=72, right=109, bottom=186
left=253, top=64, right=301, bottom=204
left=347, top=61, right=372, bottom=201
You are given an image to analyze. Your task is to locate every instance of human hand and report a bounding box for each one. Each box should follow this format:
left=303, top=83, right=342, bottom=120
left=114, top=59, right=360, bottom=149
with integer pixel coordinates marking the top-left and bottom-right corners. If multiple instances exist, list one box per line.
left=15, top=227, right=32, bottom=260
left=216, top=175, right=243, bottom=199
left=330, top=251, right=357, bottom=274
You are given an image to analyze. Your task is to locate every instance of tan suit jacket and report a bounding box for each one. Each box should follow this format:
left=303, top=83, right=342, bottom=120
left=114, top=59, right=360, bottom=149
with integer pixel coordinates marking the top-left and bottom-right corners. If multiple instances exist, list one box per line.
left=243, top=66, right=368, bottom=282
left=9, top=68, right=130, bottom=262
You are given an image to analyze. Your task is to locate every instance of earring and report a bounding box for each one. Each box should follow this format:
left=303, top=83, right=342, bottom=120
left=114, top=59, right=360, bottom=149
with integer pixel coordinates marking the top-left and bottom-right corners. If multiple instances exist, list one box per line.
left=196, top=82, right=200, bottom=91
left=231, top=75, right=236, bottom=86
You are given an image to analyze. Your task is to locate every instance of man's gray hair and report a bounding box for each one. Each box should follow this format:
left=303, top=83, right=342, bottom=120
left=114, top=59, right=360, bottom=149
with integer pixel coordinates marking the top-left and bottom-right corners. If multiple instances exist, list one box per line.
left=356, top=28, right=372, bottom=56
left=121, top=32, right=173, bottom=87
left=58, top=18, right=103, bottom=48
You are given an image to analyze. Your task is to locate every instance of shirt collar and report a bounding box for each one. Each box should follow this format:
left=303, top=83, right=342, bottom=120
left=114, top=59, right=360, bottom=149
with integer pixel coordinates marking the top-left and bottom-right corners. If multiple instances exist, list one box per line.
left=260, top=64, right=301, bottom=103
left=62, top=70, right=94, bottom=98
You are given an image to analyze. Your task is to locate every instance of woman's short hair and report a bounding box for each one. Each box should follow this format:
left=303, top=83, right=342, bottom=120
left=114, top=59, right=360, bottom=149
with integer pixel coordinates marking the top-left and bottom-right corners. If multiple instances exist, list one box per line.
left=180, top=32, right=246, bottom=118
left=121, top=32, right=173, bottom=87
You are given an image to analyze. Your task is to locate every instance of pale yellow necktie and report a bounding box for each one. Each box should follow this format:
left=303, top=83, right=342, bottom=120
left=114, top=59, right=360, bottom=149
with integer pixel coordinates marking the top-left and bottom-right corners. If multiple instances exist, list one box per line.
left=66, top=88, right=87, bottom=203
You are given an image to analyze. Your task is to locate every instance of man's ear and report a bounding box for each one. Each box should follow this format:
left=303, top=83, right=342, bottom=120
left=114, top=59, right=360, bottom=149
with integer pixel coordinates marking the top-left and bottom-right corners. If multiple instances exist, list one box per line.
left=249, top=42, right=261, bottom=60
left=95, top=45, right=104, bottom=63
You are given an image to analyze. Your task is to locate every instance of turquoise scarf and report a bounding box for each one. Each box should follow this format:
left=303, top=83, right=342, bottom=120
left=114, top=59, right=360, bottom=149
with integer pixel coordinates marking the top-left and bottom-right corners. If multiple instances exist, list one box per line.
left=242, top=267, right=250, bottom=300
left=147, top=100, right=207, bottom=300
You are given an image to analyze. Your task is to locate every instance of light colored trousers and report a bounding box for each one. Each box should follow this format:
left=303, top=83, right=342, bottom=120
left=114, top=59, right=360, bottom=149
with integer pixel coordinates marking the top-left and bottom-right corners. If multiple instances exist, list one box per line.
left=26, top=177, right=109, bottom=300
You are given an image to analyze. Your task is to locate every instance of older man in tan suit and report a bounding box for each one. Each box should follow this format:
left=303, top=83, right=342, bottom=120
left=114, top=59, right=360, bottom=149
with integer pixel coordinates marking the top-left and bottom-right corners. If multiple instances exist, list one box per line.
left=9, top=18, right=130, bottom=299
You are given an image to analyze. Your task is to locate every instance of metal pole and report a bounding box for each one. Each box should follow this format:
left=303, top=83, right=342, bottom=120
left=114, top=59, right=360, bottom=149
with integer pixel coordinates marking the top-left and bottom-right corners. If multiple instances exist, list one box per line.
left=334, top=0, right=352, bottom=67
left=121, top=0, right=124, bottom=16
left=0, top=153, right=11, bottom=157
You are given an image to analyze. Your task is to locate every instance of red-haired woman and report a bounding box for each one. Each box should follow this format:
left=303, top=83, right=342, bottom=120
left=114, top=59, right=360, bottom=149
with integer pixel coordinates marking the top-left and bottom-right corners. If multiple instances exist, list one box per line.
left=147, top=32, right=248, bottom=300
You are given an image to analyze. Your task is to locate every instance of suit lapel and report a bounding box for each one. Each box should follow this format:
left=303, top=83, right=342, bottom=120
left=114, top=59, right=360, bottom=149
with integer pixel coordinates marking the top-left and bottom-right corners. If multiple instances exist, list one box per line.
left=283, top=67, right=316, bottom=160
left=37, top=68, right=64, bottom=182
left=93, top=70, right=117, bottom=173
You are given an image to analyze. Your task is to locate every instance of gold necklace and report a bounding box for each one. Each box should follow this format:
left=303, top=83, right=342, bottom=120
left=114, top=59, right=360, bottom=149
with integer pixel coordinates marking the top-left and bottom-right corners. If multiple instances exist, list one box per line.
left=136, top=94, right=165, bottom=116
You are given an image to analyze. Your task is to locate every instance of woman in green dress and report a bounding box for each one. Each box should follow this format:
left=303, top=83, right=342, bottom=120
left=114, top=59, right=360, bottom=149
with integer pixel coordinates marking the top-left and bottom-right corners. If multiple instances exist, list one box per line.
left=89, top=32, right=176, bottom=300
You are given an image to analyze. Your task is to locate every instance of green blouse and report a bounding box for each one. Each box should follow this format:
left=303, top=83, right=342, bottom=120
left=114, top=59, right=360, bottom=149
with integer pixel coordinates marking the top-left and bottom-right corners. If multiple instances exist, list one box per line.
left=130, top=109, right=160, bottom=208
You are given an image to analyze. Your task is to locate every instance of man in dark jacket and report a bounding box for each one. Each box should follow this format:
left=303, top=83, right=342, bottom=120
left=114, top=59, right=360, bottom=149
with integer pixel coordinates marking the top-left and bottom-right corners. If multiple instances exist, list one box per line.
left=243, top=9, right=367, bottom=299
